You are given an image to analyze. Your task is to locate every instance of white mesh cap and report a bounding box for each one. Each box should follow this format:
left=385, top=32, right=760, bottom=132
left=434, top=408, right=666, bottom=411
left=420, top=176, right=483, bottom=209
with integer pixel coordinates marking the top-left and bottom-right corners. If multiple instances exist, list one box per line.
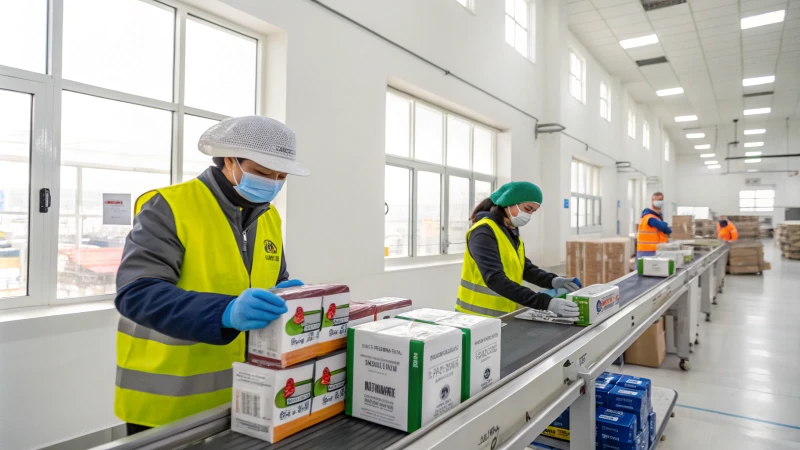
left=198, top=116, right=309, bottom=176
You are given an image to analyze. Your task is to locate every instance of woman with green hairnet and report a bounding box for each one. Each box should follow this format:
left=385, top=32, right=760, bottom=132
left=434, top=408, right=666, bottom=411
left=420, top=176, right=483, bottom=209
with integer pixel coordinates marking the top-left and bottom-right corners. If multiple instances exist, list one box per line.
left=455, top=181, right=582, bottom=318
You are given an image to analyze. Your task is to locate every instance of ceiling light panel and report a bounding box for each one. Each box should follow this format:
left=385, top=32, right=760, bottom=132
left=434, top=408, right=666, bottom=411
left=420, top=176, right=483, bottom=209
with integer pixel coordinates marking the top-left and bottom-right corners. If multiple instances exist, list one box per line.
left=745, top=151, right=762, bottom=156
left=744, top=142, right=764, bottom=147
left=743, top=75, right=775, bottom=86
left=620, top=34, right=659, bottom=49
left=744, top=129, right=766, bottom=135
left=700, top=153, right=715, bottom=158
left=695, top=144, right=711, bottom=150
left=704, top=160, right=719, bottom=165
left=687, top=133, right=705, bottom=139
left=747, top=169, right=758, bottom=172
left=741, top=10, right=786, bottom=30
left=745, top=158, right=761, bottom=163
left=657, top=87, right=684, bottom=96
left=675, top=115, right=698, bottom=122
left=743, top=108, right=771, bottom=115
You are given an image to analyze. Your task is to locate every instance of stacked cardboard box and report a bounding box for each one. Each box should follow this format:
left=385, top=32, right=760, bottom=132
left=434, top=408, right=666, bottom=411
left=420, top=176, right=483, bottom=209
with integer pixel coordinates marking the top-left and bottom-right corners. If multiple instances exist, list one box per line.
left=777, top=221, right=800, bottom=260
left=727, top=241, right=771, bottom=274
left=694, top=219, right=716, bottom=238
left=566, top=238, right=586, bottom=282
left=604, top=238, right=633, bottom=282
left=566, top=238, right=632, bottom=284
left=670, top=215, right=694, bottom=240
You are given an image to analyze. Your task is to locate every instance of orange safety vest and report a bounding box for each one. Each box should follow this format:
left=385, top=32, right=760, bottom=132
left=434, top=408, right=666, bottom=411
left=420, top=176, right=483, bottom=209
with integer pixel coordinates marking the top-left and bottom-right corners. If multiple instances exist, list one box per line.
left=637, top=213, right=668, bottom=252
left=717, top=222, right=738, bottom=241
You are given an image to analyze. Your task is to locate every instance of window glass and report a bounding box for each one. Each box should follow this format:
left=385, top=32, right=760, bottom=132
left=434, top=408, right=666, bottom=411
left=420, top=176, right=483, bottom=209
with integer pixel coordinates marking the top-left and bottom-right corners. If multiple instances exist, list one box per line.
left=63, top=0, right=175, bottom=101
left=755, top=190, right=774, bottom=199
left=578, top=198, right=587, bottom=227
left=475, top=180, right=493, bottom=209
left=414, top=104, right=444, bottom=164
left=416, top=171, right=441, bottom=256
left=570, top=196, right=578, bottom=228
left=185, top=17, right=257, bottom=116
left=448, top=176, right=470, bottom=253
left=385, top=93, right=411, bottom=158
left=447, top=116, right=471, bottom=170
left=473, top=127, right=494, bottom=175
left=183, top=115, right=219, bottom=180
left=571, top=161, right=578, bottom=192
left=384, top=166, right=411, bottom=258
left=0, top=0, right=48, bottom=73
left=505, top=0, right=530, bottom=57
left=577, top=162, right=585, bottom=194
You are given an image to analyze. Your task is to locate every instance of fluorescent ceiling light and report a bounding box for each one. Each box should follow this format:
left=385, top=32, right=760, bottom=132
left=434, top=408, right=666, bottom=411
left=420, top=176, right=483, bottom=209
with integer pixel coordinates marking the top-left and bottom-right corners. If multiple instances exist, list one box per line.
left=708, top=165, right=721, bottom=169
left=747, top=169, right=758, bottom=172
left=744, top=129, right=766, bottom=135
left=700, top=153, right=715, bottom=158
left=745, top=158, right=761, bottom=163
left=687, top=133, right=705, bottom=139
left=744, top=142, right=764, bottom=147
left=745, top=151, right=762, bottom=156
left=744, top=107, right=770, bottom=115
left=743, top=76, right=775, bottom=86
left=741, top=10, right=785, bottom=30
left=620, top=34, right=659, bottom=49
left=657, top=87, right=684, bottom=96
left=704, top=160, right=718, bottom=165
left=695, top=144, right=711, bottom=150
left=675, top=115, right=697, bottom=122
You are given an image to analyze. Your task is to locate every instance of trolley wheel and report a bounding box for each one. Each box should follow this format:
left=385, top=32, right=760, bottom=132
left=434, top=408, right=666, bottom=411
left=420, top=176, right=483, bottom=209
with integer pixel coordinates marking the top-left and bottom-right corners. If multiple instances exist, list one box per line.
left=695, top=338, right=699, bottom=345
left=689, top=348, right=693, bottom=354
left=712, top=300, right=718, bottom=305
left=661, top=434, right=667, bottom=442
left=670, top=412, right=675, bottom=418
left=679, top=359, right=691, bottom=371
left=705, top=313, right=711, bottom=322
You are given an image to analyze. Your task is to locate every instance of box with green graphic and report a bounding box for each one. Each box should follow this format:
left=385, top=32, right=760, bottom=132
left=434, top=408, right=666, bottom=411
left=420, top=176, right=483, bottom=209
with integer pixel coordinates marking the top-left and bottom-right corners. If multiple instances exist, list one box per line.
left=346, top=318, right=462, bottom=432
left=655, top=249, right=692, bottom=269
left=231, top=361, right=313, bottom=443
left=567, top=284, right=620, bottom=326
left=316, top=285, right=352, bottom=355
left=310, top=350, right=347, bottom=424
left=396, top=309, right=501, bottom=401
left=637, top=257, right=675, bottom=277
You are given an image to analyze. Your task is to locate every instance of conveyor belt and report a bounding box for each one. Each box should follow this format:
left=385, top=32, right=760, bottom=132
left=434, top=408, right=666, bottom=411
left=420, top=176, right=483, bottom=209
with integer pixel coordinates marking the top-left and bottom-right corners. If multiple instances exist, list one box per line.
left=178, top=270, right=677, bottom=450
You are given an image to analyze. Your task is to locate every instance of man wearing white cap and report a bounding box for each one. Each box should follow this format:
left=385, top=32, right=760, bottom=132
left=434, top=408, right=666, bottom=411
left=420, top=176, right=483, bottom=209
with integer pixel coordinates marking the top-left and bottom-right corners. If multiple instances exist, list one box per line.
left=113, top=117, right=308, bottom=433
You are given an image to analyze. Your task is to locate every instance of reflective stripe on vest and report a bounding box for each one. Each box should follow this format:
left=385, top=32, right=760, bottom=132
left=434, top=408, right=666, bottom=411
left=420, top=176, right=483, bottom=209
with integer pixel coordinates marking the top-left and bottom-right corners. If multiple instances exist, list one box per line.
left=455, top=218, right=525, bottom=318
left=114, top=178, right=283, bottom=427
left=637, top=213, right=667, bottom=253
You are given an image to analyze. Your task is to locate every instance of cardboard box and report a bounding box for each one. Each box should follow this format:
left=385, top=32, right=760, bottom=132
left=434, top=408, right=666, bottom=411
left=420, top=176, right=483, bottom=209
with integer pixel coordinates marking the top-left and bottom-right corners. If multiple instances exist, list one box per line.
left=596, top=380, right=615, bottom=407
left=603, top=238, right=633, bottom=282
left=542, top=408, right=570, bottom=441
left=397, top=309, right=501, bottom=400
left=671, top=215, right=694, bottom=240
left=615, top=375, right=652, bottom=406
left=346, top=319, right=462, bottom=432
left=231, top=361, right=313, bottom=443
left=566, top=239, right=586, bottom=281
left=567, top=284, right=620, bottom=326
left=727, top=265, right=762, bottom=274
left=608, top=387, right=648, bottom=432
left=349, top=303, right=377, bottom=327
left=310, top=351, right=347, bottom=425
left=352, top=297, right=413, bottom=320
left=637, top=257, right=675, bottom=277
left=624, top=318, right=666, bottom=368
left=583, top=241, right=606, bottom=286
left=596, top=407, right=638, bottom=445
left=317, top=285, right=353, bottom=355
left=597, top=371, right=623, bottom=385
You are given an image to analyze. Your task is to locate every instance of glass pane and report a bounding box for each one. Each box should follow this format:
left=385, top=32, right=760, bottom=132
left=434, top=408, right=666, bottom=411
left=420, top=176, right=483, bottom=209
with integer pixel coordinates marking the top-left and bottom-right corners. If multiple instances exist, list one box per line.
left=755, top=198, right=773, bottom=207
left=414, top=103, right=444, bottom=164
left=755, top=207, right=773, bottom=212
left=739, top=199, right=755, bottom=208
left=515, top=26, right=528, bottom=56
left=741, top=207, right=754, bottom=212
left=63, top=0, right=174, bottom=101
left=505, top=16, right=515, bottom=47
left=586, top=199, right=593, bottom=226
left=185, top=17, right=257, bottom=117
left=183, top=115, right=219, bottom=181
left=0, top=90, right=32, bottom=298
left=448, top=176, right=470, bottom=254
left=577, top=163, right=585, bottom=194
left=570, top=196, right=578, bottom=228
left=385, top=93, right=411, bottom=158
left=473, top=127, right=494, bottom=174
left=58, top=92, right=172, bottom=299
left=417, top=171, right=441, bottom=256
left=578, top=198, right=586, bottom=227
left=506, top=0, right=515, bottom=15
left=384, top=166, right=410, bottom=258
left=594, top=199, right=601, bottom=225
left=515, top=0, right=528, bottom=25
left=446, top=116, right=470, bottom=170
left=592, top=167, right=599, bottom=195
left=474, top=180, right=492, bottom=209
left=570, top=160, right=578, bottom=192
left=0, top=0, right=47, bottom=73
left=755, top=190, right=774, bottom=199
left=740, top=190, right=754, bottom=198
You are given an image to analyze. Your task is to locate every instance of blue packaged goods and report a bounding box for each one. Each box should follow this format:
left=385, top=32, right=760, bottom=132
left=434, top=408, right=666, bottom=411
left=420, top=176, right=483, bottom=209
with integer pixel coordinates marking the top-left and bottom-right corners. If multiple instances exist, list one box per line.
left=608, top=386, right=647, bottom=431
left=596, top=407, right=637, bottom=444
left=596, top=380, right=615, bottom=407
left=648, top=411, right=656, bottom=445
left=615, top=375, right=652, bottom=406
left=542, top=408, right=570, bottom=440
left=598, top=371, right=622, bottom=385
left=597, top=431, right=646, bottom=450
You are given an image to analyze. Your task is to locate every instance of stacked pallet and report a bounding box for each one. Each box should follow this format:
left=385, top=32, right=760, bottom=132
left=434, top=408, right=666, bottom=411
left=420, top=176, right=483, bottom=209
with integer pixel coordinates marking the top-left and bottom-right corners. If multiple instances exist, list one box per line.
left=671, top=215, right=694, bottom=240
left=694, top=219, right=716, bottom=238
left=566, top=237, right=632, bottom=284
left=777, top=222, right=800, bottom=260
left=727, top=241, right=771, bottom=274
left=726, top=215, right=760, bottom=240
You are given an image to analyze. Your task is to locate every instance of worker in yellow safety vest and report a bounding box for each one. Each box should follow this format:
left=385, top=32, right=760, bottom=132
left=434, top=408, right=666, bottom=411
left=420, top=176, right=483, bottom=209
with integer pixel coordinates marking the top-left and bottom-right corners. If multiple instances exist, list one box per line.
left=113, top=117, right=309, bottom=435
left=717, top=216, right=739, bottom=241
left=637, top=191, right=672, bottom=257
left=455, top=181, right=583, bottom=319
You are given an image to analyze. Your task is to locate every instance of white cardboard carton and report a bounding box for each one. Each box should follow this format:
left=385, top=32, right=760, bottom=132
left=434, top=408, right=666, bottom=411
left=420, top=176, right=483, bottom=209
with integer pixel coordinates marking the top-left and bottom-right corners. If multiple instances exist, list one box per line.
left=637, top=257, right=675, bottom=277
left=567, top=284, right=621, bottom=326
left=346, top=319, right=462, bottom=432
left=352, top=297, right=413, bottom=320
left=310, top=351, right=347, bottom=423
left=317, top=287, right=352, bottom=354
left=655, top=250, right=692, bottom=269
left=231, top=361, right=313, bottom=443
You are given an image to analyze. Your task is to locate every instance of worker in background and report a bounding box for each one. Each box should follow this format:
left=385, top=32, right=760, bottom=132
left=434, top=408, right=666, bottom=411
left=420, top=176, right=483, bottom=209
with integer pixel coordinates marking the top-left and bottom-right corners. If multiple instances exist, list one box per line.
left=717, top=216, right=739, bottom=241
left=113, top=117, right=308, bottom=434
left=637, top=191, right=672, bottom=257
left=456, top=181, right=583, bottom=319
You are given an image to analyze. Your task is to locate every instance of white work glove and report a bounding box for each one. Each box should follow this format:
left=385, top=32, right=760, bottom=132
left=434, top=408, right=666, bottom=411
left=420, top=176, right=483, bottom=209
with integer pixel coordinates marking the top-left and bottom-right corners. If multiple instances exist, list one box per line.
left=547, top=297, right=579, bottom=318
left=552, top=277, right=582, bottom=292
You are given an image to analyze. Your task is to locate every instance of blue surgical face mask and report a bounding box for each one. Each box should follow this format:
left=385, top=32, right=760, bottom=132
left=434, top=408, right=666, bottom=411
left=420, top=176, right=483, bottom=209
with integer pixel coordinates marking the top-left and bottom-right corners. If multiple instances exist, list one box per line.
left=233, top=159, right=284, bottom=203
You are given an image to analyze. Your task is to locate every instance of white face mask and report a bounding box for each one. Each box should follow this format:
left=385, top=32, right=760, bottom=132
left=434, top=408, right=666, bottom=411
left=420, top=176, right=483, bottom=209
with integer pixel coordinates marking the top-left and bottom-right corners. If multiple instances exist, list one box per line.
left=507, top=205, right=532, bottom=228
left=653, top=200, right=664, bottom=209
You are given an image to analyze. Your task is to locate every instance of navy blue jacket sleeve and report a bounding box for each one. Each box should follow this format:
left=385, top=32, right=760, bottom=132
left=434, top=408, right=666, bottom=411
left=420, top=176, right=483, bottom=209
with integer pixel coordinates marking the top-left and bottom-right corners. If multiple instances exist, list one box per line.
left=116, top=278, right=240, bottom=345
left=647, top=217, right=672, bottom=234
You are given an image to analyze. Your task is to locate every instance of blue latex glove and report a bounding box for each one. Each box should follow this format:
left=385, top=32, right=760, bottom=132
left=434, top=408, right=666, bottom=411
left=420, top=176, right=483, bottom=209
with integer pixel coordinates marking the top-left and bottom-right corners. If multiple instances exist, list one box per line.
left=552, top=277, right=582, bottom=292
left=222, top=288, right=288, bottom=330
left=541, top=287, right=569, bottom=298
left=275, top=279, right=304, bottom=289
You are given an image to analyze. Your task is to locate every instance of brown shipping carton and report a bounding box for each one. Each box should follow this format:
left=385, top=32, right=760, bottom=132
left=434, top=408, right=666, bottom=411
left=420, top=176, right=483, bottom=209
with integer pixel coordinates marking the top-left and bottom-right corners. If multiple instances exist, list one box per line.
left=583, top=241, right=606, bottom=286
left=603, top=238, right=632, bottom=282
left=624, top=318, right=666, bottom=368
left=728, top=265, right=762, bottom=274
left=566, top=239, right=585, bottom=281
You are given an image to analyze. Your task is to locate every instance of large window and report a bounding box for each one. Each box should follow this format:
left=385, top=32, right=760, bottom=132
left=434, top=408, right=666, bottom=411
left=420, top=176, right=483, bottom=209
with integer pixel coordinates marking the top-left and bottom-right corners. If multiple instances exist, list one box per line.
left=570, top=160, right=602, bottom=234
left=739, top=189, right=775, bottom=213
left=569, top=49, right=585, bottom=103
left=384, top=90, right=496, bottom=259
left=505, top=0, right=533, bottom=60
left=642, top=121, right=650, bottom=150
left=0, top=0, right=263, bottom=307
left=600, top=82, right=611, bottom=121
left=627, top=110, right=636, bottom=139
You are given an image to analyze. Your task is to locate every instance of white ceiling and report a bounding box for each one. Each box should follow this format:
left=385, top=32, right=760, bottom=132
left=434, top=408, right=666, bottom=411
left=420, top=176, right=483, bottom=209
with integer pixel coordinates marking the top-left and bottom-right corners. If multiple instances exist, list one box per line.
left=567, top=0, right=800, bottom=163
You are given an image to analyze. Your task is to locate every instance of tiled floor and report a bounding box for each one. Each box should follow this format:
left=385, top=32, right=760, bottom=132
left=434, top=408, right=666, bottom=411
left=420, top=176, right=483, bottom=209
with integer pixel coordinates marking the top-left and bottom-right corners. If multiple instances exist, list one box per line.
left=622, top=240, right=800, bottom=449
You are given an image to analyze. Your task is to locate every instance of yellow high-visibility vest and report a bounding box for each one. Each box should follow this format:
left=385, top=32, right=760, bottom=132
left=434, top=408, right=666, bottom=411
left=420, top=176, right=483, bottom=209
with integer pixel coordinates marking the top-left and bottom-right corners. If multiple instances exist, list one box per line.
left=455, top=218, right=525, bottom=317
left=114, top=178, right=283, bottom=427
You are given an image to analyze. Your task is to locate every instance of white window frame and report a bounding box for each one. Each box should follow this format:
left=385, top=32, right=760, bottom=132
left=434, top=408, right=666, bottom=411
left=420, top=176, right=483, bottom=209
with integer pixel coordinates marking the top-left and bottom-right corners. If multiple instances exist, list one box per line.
left=0, top=0, right=266, bottom=310
left=568, top=48, right=586, bottom=104
left=600, top=82, right=611, bottom=121
left=642, top=121, right=650, bottom=149
left=628, top=110, right=636, bottom=139
left=454, top=0, right=474, bottom=11
left=570, top=159, right=602, bottom=235
left=739, top=189, right=775, bottom=213
left=505, top=0, right=535, bottom=61
left=384, top=88, right=497, bottom=263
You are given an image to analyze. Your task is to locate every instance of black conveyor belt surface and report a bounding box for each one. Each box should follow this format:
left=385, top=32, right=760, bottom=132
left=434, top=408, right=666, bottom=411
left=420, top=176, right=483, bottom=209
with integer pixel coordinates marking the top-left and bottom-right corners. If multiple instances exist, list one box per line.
left=179, top=270, right=687, bottom=449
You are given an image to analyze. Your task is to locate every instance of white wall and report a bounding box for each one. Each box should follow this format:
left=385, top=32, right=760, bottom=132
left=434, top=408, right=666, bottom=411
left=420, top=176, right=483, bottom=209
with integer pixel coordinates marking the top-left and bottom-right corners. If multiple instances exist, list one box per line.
left=0, top=1, right=680, bottom=448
